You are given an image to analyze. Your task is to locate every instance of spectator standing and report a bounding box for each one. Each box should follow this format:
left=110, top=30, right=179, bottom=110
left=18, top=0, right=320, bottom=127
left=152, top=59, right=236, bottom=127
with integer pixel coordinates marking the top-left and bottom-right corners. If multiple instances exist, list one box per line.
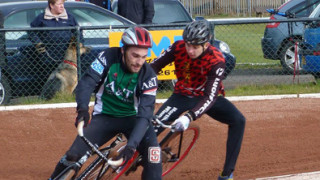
left=118, top=0, right=154, bottom=24
left=29, top=0, right=80, bottom=72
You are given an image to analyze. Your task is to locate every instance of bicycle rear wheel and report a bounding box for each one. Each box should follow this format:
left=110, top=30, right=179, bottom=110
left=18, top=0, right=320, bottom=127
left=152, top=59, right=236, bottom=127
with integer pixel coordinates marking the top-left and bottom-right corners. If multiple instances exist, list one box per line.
left=160, top=123, right=200, bottom=177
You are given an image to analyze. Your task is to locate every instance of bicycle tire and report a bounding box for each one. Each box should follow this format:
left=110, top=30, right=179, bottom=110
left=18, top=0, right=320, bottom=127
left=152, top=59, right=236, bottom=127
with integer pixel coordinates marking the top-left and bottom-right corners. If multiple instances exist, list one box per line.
left=160, top=123, right=200, bottom=177
left=76, top=137, right=138, bottom=180
left=76, top=148, right=112, bottom=180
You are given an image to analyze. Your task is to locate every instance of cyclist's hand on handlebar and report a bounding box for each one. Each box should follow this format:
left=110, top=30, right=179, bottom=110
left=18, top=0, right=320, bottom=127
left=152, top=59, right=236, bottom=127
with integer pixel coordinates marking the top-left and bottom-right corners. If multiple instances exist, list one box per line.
left=113, top=146, right=135, bottom=166
left=75, top=109, right=90, bottom=127
left=172, top=115, right=191, bottom=131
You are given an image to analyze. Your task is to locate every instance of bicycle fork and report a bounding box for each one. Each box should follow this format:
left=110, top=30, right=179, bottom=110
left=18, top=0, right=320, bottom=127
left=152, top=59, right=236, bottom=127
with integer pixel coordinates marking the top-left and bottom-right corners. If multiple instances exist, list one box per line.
left=160, top=131, right=184, bottom=163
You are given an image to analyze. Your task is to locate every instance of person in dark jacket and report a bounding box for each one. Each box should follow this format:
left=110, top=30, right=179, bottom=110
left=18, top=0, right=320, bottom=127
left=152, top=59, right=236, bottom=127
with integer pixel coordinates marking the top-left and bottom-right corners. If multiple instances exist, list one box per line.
left=29, top=0, right=80, bottom=68
left=118, top=0, right=154, bottom=24
left=48, top=26, right=162, bottom=180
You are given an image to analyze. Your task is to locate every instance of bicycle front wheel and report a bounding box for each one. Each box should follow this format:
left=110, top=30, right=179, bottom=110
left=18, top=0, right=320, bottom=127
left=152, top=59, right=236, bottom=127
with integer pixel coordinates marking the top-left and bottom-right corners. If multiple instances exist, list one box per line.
left=77, top=139, right=128, bottom=180
left=160, top=123, right=200, bottom=177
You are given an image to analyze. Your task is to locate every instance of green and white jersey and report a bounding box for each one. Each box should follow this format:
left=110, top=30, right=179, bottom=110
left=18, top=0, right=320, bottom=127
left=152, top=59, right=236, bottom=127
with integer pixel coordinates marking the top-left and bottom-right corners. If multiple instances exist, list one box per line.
left=95, top=62, right=139, bottom=117
left=76, top=47, right=158, bottom=119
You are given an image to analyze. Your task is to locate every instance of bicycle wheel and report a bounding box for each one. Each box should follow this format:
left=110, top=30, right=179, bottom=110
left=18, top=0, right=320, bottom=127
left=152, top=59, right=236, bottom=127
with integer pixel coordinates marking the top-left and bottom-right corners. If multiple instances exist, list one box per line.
left=76, top=136, right=139, bottom=180
left=160, top=123, right=200, bottom=177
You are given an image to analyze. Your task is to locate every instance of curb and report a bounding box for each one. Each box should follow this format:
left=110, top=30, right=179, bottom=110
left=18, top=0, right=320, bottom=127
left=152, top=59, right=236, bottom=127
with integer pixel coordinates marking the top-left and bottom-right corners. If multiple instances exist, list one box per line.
left=1, top=93, right=320, bottom=111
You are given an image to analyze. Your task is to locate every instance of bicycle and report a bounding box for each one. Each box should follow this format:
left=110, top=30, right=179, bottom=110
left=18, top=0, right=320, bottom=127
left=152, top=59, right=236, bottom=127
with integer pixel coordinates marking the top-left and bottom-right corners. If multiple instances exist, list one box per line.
left=54, top=118, right=200, bottom=180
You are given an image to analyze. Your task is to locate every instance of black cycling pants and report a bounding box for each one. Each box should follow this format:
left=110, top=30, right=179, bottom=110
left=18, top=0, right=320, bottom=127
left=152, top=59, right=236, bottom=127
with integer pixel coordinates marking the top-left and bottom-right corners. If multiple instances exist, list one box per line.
left=155, top=93, right=246, bottom=175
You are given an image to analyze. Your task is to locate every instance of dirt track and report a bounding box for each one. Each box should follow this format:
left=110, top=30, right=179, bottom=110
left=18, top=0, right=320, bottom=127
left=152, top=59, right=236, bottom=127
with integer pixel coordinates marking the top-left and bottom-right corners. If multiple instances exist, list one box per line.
left=1, top=98, right=320, bottom=180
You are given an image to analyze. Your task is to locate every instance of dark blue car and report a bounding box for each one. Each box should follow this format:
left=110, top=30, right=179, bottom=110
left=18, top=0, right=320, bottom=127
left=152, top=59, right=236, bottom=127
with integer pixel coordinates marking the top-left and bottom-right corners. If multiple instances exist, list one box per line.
left=0, top=1, right=133, bottom=105
left=299, top=3, right=320, bottom=78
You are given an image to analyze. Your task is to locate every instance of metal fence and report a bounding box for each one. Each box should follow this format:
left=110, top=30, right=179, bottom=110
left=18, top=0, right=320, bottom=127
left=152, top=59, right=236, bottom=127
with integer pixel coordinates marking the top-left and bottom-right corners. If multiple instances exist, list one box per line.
left=1, top=18, right=320, bottom=105
left=180, top=0, right=288, bottom=16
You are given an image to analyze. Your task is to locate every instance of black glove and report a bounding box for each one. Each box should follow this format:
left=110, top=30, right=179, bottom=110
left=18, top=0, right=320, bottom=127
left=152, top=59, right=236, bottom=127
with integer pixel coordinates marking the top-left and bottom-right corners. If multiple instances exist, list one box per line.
left=75, top=109, right=90, bottom=127
left=114, top=146, right=135, bottom=165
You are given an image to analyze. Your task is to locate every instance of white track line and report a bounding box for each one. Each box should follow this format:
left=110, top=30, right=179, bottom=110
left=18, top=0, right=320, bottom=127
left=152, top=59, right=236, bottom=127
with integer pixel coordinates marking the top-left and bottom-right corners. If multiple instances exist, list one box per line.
left=255, top=171, right=320, bottom=180
left=1, top=93, right=320, bottom=111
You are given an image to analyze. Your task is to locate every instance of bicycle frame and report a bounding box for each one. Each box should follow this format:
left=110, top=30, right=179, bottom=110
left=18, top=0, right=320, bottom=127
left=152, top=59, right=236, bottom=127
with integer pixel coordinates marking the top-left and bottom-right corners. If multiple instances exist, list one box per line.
left=58, top=119, right=199, bottom=180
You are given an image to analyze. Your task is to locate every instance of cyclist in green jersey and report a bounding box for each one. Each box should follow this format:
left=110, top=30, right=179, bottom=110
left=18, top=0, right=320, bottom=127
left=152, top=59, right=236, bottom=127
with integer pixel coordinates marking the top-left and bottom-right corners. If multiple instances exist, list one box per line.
left=49, top=26, right=162, bottom=180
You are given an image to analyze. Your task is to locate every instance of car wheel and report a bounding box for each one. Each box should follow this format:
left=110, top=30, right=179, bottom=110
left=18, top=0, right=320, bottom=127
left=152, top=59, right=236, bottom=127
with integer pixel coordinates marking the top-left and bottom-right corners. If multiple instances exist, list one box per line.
left=280, top=40, right=304, bottom=74
left=0, top=74, right=12, bottom=105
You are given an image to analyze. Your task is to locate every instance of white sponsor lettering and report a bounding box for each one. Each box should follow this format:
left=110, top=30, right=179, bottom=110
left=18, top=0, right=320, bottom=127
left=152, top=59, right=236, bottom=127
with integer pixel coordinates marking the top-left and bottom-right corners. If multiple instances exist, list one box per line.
left=194, top=77, right=220, bottom=116
left=216, top=68, right=224, bottom=76
left=91, top=59, right=104, bottom=75
left=105, top=81, right=134, bottom=101
left=158, top=106, right=177, bottom=121
left=156, top=45, right=172, bottom=60
left=143, top=77, right=157, bottom=89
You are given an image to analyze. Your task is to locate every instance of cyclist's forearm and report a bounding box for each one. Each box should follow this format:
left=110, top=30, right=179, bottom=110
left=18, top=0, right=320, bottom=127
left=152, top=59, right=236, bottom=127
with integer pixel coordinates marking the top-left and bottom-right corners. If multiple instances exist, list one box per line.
left=127, top=118, right=149, bottom=149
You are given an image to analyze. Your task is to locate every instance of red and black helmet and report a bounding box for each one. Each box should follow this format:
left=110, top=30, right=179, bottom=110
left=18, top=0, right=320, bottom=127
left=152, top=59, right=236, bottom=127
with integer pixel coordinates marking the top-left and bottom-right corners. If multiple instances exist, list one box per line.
left=121, top=26, right=153, bottom=48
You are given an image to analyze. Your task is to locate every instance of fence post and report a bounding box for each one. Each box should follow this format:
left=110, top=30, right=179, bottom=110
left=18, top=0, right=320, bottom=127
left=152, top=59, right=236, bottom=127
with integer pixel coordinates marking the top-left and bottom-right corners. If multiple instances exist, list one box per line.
left=0, top=12, right=5, bottom=68
left=76, top=26, right=82, bottom=78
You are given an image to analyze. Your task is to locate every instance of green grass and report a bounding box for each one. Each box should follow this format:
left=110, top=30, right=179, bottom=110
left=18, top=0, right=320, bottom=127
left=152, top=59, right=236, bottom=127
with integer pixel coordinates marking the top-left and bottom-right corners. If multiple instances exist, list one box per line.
left=156, top=80, right=320, bottom=98
left=226, top=80, right=320, bottom=96
left=215, top=23, right=273, bottom=65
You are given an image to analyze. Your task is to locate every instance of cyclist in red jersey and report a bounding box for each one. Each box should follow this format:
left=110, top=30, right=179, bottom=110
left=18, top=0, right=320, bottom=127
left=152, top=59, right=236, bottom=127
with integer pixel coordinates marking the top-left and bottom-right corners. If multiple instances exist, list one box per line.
left=151, top=20, right=246, bottom=180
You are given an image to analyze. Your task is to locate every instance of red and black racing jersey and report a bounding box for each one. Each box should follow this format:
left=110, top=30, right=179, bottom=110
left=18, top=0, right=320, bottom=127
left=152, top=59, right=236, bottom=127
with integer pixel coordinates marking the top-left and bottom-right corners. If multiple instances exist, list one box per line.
left=151, top=40, right=226, bottom=119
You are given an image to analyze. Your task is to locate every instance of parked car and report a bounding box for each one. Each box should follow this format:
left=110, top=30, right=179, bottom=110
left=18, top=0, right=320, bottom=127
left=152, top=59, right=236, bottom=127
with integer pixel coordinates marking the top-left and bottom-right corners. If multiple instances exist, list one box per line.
left=261, top=0, right=320, bottom=73
left=299, top=3, right=320, bottom=78
left=0, top=1, right=133, bottom=105
left=0, top=0, right=35, bottom=2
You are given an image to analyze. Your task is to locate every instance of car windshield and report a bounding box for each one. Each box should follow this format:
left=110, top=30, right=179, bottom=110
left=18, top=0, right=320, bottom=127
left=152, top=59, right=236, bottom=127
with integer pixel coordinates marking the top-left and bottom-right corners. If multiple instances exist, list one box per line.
left=286, top=0, right=320, bottom=17
left=67, top=8, right=125, bottom=26
left=3, top=6, right=126, bottom=40
left=153, top=1, right=192, bottom=24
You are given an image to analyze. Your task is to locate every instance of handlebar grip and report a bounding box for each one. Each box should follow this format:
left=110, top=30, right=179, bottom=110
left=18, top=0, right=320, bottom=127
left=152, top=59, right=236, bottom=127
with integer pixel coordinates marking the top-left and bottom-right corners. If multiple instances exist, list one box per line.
left=77, top=120, right=84, bottom=137
left=107, top=158, right=124, bottom=166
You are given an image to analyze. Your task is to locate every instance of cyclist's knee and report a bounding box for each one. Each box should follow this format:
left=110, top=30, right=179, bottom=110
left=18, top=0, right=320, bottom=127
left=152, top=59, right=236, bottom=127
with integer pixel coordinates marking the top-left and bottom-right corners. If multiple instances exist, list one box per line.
left=237, top=114, right=246, bottom=128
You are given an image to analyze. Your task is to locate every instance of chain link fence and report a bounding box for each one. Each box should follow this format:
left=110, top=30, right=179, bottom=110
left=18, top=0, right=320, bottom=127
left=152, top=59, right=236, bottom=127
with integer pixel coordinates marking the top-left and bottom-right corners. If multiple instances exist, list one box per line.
left=180, top=0, right=287, bottom=17
left=1, top=18, right=320, bottom=105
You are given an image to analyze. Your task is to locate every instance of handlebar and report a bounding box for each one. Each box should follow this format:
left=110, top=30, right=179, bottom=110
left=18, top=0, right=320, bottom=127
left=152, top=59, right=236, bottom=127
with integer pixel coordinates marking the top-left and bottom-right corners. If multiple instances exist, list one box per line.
left=153, top=118, right=173, bottom=129
left=77, top=120, right=84, bottom=137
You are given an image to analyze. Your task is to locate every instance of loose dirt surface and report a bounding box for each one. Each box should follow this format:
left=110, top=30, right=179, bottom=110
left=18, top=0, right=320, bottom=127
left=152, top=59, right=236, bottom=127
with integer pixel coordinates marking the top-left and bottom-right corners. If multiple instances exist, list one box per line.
left=1, top=98, right=320, bottom=180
